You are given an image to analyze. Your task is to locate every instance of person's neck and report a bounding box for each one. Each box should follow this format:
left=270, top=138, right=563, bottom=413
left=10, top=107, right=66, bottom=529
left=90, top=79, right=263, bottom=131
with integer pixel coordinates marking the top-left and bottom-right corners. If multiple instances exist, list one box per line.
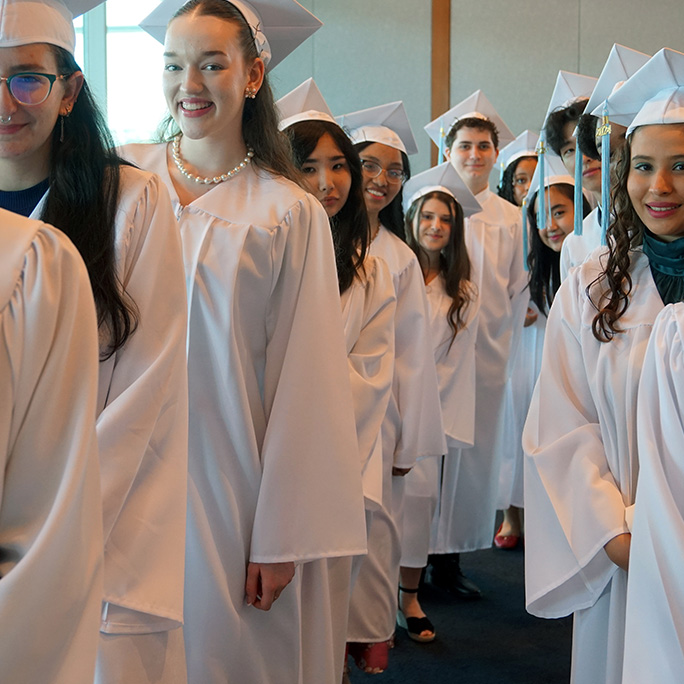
left=368, top=210, right=381, bottom=240
left=177, top=131, right=249, bottom=179
left=0, top=151, right=50, bottom=192
left=419, top=249, right=441, bottom=283
left=469, top=179, right=489, bottom=196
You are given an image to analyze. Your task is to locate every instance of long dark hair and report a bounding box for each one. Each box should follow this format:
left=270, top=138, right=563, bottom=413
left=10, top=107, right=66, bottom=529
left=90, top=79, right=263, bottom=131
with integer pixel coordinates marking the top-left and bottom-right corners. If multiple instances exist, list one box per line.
left=526, top=182, right=590, bottom=315
left=44, top=46, right=137, bottom=360
left=353, top=140, right=410, bottom=240
left=589, top=136, right=642, bottom=341
left=158, top=0, right=299, bottom=183
left=405, top=190, right=474, bottom=347
left=498, top=155, right=536, bottom=206
left=287, top=120, right=369, bottom=294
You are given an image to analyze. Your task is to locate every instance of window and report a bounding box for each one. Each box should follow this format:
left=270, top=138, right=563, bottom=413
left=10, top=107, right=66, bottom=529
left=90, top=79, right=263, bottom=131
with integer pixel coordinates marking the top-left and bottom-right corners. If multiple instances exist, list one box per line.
left=80, top=0, right=166, bottom=146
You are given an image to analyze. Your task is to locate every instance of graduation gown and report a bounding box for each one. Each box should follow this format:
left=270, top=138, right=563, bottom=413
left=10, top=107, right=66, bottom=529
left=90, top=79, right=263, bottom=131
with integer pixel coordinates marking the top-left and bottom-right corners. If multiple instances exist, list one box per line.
left=496, top=301, right=546, bottom=510
left=402, top=274, right=479, bottom=568
left=348, top=226, right=444, bottom=642
left=126, top=143, right=366, bottom=684
left=300, top=255, right=395, bottom=684
left=0, top=212, right=103, bottom=684
left=523, top=249, right=661, bottom=684
left=622, top=303, right=684, bottom=684
left=560, top=207, right=602, bottom=280
left=432, top=188, right=527, bottom=553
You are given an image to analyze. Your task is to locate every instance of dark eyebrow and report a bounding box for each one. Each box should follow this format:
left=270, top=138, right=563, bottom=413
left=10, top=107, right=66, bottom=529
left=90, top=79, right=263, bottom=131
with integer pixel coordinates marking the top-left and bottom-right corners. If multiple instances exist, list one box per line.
left=163, top=50, right=227, bottom=58
left=550, top=203, right=567, bottom=212
left=10, top=63, right=47, bottom=71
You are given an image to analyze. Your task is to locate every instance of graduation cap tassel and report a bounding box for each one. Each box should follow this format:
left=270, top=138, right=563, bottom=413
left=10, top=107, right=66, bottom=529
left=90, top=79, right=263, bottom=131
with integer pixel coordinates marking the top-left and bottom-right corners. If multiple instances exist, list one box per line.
left=537, top=134, right=546, bottom=234
left=438, top=117, right=445, bottom=164
left=599, top=101, right=611, bottom=246
left=574, top=142, right=583, bottom=235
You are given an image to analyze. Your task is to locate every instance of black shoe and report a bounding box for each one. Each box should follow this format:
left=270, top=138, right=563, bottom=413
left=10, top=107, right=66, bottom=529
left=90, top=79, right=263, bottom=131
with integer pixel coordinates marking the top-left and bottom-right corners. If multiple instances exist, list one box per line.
left=426, top=561, right=482, bottom=600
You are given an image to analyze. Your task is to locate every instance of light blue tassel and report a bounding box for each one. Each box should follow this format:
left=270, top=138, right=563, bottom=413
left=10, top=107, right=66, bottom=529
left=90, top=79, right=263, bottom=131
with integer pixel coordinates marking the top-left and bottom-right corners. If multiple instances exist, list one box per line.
left=600, top=101, right=611, bottom=246
left=537, top=134, right=546, bottom=234
left=574, top=142, right=583, bottom=235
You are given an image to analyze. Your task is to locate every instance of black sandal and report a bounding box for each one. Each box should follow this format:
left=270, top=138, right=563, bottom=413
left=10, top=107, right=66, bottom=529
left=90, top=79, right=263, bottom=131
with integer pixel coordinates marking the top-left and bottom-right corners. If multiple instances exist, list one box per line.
left=397, top=586, right=436, bottom=643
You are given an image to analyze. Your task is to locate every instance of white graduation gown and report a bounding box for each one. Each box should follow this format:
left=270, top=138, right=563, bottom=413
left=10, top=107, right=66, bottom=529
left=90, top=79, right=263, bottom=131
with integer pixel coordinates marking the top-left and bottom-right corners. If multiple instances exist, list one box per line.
left=402, top=275, right=479, bottom=568
left=126, top=143, right=366, bottom=684
left=496, top=301, right=547, bottom=510
left=523, top=249, right=661, bottom=684
left=68, top=165, right=188, bottom=682
left=0, top=212, right=103, bottom=684
left=34, top=165, right=190, bottom=682
left=348, top=226, right=444, bottom=642
left=622, top=303, right=684, bottom=684
left=560, top=207, right=602, bottom=281
left=431, top=188, right=527, bottom=553
left=300, top=255, right=395, bottom=684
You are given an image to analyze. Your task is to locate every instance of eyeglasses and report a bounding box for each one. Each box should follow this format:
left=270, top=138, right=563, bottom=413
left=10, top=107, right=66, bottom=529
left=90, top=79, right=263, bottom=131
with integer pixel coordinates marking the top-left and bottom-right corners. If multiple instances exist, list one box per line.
left=0, top=73, right=69, bottom=106
left=360, top=159, right=406, bottom=184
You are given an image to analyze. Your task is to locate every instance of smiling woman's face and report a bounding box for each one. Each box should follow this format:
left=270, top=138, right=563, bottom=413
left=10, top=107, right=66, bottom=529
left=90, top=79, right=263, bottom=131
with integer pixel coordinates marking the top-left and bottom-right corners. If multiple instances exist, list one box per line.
left=627, top=124, right=684, bottom=242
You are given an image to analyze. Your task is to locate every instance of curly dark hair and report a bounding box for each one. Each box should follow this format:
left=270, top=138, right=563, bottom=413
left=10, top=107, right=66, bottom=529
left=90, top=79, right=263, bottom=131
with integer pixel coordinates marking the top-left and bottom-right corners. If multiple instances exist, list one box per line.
left=286, top=120, right=369, bottom=294
left=526, top=182, right=591, bottom=315
left=498, top=155, right=537, bottom=206
left=404, top=191, right=474, bottom=348
left=353, top=141, right=411, bottom=240
left=445, top=116, right=499, bottom=150
left=157, top=0, right=299, bottom=183
left=589, top=135, right=643, bottom=342
left=576, top=113, right=601, bottom=161
left=545, top=99, right=588, bottom=157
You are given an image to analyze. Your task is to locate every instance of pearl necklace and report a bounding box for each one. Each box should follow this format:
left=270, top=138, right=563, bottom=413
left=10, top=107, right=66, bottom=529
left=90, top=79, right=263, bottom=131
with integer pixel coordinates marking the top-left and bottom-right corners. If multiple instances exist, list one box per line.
left=172, top=134, right=254, bottom=185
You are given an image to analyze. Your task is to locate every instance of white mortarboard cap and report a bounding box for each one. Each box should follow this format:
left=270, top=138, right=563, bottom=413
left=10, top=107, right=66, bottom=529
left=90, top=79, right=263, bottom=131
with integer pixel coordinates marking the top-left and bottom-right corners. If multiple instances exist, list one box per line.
left=424, top=90, right=515, bottom=150
left=140, top=0, right=322, bottom=71
left=527, top=152, right=576, bottom=202
left=584, top=44, right=650, bottom=118
left=403, top=162, right=482, bottom=217
left=336, top=101, right=418, bottom=155
left=277, top=78, right=337, bottom=130
left=0, top=0, right=100, bottom=54
left=542, top=71, right=597, bottom=129
left=599, top=48, right=684, bottom=136
left=498, top=130, right=539, bottom=172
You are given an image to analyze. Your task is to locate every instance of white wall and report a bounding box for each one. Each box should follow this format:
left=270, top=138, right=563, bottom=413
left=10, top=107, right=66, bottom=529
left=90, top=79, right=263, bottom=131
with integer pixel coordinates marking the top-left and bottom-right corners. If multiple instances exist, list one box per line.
left=269, top=0, right=684, bottom=175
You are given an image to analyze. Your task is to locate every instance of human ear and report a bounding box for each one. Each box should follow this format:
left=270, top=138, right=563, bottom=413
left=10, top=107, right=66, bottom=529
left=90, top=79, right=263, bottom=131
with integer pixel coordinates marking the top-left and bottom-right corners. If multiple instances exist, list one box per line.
left=60, top=71, right=84, bottom=115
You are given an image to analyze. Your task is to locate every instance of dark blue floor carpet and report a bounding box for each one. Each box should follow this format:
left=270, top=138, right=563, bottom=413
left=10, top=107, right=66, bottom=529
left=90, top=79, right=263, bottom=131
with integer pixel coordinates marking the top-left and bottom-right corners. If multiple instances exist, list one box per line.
left=347, top=543, right=572, bottom=684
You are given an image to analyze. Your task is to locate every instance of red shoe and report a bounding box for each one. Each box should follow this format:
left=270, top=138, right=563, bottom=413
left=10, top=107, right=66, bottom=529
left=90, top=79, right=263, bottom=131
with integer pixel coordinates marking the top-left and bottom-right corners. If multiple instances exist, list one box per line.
left=347, top=640, right=390, bottom=674
left=494, top=523, right=520, bottom=550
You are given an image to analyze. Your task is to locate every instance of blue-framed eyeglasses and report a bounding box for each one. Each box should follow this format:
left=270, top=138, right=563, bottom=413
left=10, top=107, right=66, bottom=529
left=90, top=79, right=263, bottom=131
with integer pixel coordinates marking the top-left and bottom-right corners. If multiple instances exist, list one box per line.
left=0, top=72, right=69, bottom=106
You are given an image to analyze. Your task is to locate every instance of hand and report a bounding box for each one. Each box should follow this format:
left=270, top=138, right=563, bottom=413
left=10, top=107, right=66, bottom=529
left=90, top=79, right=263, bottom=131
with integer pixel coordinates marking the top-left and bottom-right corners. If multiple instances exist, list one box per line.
left=524, top=307, right=538, bottom=327
left=604, top=533, right=631, bottom=571
left=392, top=466, right=412, bottom=476
left=245, top=561, right=295, bottom=611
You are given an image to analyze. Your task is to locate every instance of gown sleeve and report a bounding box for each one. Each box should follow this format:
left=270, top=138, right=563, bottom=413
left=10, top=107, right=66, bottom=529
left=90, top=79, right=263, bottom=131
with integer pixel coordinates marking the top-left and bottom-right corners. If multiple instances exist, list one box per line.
left=348, top=257, right=396, bottom=508
left=0, top=219, right=103, bottom=684
left=95, top=169, right=188, bottom=630
left=250, top=194, right=367, bottom=562
left=623, top=303, right=684, bottom=683
left=522, top=269, right=628, bottom=618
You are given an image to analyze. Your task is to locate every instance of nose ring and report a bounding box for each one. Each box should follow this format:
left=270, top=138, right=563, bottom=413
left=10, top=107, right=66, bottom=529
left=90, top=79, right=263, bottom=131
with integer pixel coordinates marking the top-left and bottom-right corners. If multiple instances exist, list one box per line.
left=0, top=114, right=11, bottom=124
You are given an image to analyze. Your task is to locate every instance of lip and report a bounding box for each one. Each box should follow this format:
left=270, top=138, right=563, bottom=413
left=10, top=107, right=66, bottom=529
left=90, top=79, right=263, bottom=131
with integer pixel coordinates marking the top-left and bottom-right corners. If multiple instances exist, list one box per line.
left=646, top=202, right=682, bottom=219
left=0, top=123, right=26, bottom=135
left=179, top=99, right=214, bottom=118
left=583, top=167, right=600, bottom=177
left=322, top=195, right=339, bottom=206
left=365, top=187, right=386, bottom=200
